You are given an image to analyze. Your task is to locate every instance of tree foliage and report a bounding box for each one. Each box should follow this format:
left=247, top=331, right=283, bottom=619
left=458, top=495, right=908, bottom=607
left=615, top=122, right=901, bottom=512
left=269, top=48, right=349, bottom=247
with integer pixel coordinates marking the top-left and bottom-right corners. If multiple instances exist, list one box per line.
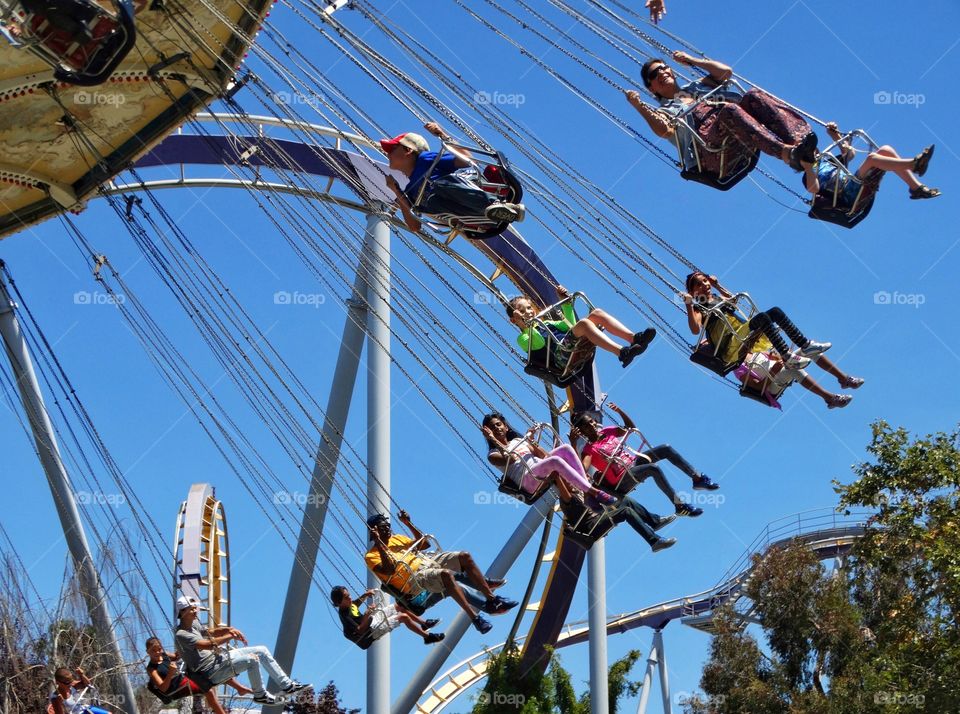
left=471, top=644, right=641, bottom=713
left=684, top=421, right=960, bottom=714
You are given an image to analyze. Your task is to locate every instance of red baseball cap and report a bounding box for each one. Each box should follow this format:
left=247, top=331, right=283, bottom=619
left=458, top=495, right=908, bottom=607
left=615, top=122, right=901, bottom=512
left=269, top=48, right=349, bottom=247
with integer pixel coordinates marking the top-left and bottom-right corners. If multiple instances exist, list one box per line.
left=380, top=132, right=429, bottom=154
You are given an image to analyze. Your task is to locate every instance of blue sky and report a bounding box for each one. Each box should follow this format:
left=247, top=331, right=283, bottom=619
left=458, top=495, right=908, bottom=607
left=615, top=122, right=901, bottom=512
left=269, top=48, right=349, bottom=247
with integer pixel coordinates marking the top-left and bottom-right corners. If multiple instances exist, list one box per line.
left=2, top=1, right=959, bottom=712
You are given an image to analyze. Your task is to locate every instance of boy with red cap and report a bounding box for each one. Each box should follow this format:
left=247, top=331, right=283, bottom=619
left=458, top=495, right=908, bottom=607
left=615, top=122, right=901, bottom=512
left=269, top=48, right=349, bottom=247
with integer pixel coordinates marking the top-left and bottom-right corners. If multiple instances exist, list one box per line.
left=381, top=121, right=524, bottom=233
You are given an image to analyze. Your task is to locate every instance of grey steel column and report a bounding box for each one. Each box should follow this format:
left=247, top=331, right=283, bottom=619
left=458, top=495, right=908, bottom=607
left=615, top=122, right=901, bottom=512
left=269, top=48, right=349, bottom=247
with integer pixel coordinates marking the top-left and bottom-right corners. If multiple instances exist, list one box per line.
left=655, top=630, right=672, bottom=714
left=636, top=632, right=659, bottom=714
left=0, top=271, right=139, bottom=713
left=364, top=207, right=392, bottom=714
left=392, top=497, right=553, bottom=714
left=588, top=540, right=609, bottom=714
left=267, top=263, right=369, bottom=709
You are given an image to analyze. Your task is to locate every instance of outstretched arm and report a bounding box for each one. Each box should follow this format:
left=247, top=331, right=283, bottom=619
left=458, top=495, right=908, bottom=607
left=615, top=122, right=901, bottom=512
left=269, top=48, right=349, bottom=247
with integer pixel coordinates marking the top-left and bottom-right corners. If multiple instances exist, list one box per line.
left=397, top=510, right=427, bottom=549
left=424, top=122, right=472, bottom=168
left=673, top=51, right=732, bottom=83
left=608, top=402, right=636, bottom=430
left=625, top=90, right=675, bottom=139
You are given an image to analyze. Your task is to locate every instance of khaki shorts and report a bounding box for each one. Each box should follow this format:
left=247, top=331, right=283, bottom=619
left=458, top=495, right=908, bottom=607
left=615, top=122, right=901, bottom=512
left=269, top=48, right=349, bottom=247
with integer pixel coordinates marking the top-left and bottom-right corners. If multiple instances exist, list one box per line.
left=411, top=551, right=464, bottom=594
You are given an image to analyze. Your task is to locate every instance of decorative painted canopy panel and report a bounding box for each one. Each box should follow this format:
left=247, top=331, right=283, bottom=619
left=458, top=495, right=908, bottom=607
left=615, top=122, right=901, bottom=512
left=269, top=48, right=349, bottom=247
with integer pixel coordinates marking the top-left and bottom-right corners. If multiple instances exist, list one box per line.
left=0, top=0, right=271, bottom=238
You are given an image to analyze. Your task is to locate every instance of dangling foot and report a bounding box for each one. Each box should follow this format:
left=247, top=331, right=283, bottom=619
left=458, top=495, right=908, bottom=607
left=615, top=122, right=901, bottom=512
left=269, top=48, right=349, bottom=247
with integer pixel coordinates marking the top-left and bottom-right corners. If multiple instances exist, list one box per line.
left=839, top=375, right=864, bottom=389
left=422, top=618, right=441, bottom=631
left=800, top=339, right=831, bottom=357
left=826, top=394, right=853, bottom=409
left=788, top=132, right=818, bottom=170
left=618, top=344, right=645, bottom=368
left=651, top=537, right=677, bottom=553
left=909, top=185, right=941, bottom=200
left=692, top=475, right=720, bottom=491
left=485, top=578, right=507, bottom=591
left=485, top=202, right=525, bottom=222
left=912, top=145, right=934, bottom=177
left=785, top=351, right=812, bottom=369
left=590, top=488, right=617, bottom=506
left=472, top=614, right=493, bottom=633
left=675, top=502, right=703, bottom=518
left=424, top=632, right=445, bottom=644
left=631, top=327, right=657, bottom=353
left=654, top=513, right=677, bottom=531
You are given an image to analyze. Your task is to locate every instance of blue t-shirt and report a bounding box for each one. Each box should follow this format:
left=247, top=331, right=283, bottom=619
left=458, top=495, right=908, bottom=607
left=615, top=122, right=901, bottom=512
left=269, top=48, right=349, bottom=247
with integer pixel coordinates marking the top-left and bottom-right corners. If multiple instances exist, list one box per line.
left=404, top=151, right=459, bottom=203
left=814, top=159, right=863, bottom=208
left=658, top=79, right=744, bottom=170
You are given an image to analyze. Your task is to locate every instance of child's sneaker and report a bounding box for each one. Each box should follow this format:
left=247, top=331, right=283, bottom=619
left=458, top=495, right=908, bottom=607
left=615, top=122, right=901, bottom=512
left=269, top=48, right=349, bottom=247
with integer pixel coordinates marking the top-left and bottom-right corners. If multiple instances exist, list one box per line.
left=786, top=352, right=812, bottom=369
left=800, top=340, right=831, bottom=357
left=485, top=203, right=524, bottom=222
left=473, top=615, right=493, bottom=634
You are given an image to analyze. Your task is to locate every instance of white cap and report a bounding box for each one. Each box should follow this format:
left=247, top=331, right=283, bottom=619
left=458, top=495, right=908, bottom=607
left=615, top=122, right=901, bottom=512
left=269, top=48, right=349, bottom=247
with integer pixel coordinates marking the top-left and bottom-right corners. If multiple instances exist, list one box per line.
left=175, top=595, right=206, bottom=617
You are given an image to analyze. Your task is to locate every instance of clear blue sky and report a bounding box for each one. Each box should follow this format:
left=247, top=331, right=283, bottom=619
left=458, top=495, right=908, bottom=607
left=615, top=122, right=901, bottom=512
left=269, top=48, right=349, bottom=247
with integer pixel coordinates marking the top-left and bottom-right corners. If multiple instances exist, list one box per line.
left=2, top=1, right=959, bottom=712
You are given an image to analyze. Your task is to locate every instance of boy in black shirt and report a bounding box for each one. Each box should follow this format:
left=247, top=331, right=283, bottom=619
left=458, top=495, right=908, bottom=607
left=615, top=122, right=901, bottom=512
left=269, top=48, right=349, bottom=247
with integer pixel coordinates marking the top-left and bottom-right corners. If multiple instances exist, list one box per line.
left=331, top=586, right=445, bottom=647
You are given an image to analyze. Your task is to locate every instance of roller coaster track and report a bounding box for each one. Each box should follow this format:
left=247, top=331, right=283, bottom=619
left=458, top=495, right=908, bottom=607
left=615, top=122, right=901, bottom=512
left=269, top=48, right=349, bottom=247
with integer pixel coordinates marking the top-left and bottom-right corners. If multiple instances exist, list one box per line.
left=414, top=508, right=868, bottom=713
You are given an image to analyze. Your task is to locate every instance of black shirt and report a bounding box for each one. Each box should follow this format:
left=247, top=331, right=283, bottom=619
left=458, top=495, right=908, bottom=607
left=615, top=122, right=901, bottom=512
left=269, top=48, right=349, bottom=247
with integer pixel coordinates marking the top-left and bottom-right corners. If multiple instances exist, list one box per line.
left=147, top=654, right=186, bottom=695
left=338, top=602, right=375, bottom=650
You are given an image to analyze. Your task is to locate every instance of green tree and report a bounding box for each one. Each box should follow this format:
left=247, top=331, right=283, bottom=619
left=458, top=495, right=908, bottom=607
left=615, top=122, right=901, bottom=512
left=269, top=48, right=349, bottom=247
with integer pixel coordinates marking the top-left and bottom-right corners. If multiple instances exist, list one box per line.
left=684, top=421, right=960, bottom=714
left=472, top=646, right=642, bottom=713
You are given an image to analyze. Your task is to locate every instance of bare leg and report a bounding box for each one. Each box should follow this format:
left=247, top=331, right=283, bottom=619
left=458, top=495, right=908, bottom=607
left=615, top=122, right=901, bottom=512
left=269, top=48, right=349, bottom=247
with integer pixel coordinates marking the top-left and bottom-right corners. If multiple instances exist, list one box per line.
left=397, top=612, right=430, bottom=637
left=814, top=354, right=861, bottom=388
left=205, top=691, right=228, bottom=714
left=858, top=146, right=921, bottom=190
left=584, top=308, right=634, bottom=341
left=456, top=553, right=496, bottom=599
left=798, top=375, right=835, bottom=405
left=227, top=678, right=253, bottom=696
left=571, top=318, right=623, bottom=355
left=441, top=571, right=478, bottom=619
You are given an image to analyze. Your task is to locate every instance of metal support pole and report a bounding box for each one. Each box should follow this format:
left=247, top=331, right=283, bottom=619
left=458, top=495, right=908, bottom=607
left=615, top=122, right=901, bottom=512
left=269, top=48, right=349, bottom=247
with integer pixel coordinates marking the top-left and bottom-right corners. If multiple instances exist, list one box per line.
left=364, top=208, right=392, bottom=714
left=0, top=271, right=139, bottom=713
left=655, top=630, right=672, bottom=714
left=265, top=265, right=369, bottom=711
left=392, top=497, right=553, bottom=714
left=588, top=539, right=609, bottom=714
left=635, top=633, right=659, bottom=714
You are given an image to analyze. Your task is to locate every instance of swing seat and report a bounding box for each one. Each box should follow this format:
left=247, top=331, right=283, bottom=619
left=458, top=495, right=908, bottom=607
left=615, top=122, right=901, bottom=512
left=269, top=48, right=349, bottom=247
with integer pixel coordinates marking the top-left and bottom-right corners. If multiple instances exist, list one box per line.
left=419, top=150, right=523, bottom=240
left=563, top=515, right=616, bottom=550
left=497, top=474, right=551, bottom=505
left=680, top=147, right=758, bottom=191
left=808, top=192, right=876, bottom=229
left=738, top=381, right=778, bottom=407
left=525, top=335, right=595, bottom=388
left=689, top=340, right=738, bottom=376
left=19, top=0, right=136, bottom=85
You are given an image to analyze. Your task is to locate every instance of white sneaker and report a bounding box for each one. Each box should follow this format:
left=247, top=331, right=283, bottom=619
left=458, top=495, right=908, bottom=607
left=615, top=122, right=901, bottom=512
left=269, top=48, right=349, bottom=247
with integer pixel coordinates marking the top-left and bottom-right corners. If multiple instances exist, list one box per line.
left=485, top=202, right=524, bottom=223
left=786, top=352, right=812, bottom=369
left=800, top=340, right=831, bottom=357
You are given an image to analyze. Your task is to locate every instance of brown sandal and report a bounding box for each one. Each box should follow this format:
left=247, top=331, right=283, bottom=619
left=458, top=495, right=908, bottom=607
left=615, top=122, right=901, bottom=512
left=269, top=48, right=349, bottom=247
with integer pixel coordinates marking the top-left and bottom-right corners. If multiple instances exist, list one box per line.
left=912, top=145, right=935, bottom=177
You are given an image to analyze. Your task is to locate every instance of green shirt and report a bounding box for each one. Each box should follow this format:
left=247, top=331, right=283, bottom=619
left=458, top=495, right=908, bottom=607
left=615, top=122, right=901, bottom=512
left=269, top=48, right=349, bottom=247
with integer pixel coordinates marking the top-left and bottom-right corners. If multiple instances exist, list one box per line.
left=516, top=301, right=576, bottom=353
